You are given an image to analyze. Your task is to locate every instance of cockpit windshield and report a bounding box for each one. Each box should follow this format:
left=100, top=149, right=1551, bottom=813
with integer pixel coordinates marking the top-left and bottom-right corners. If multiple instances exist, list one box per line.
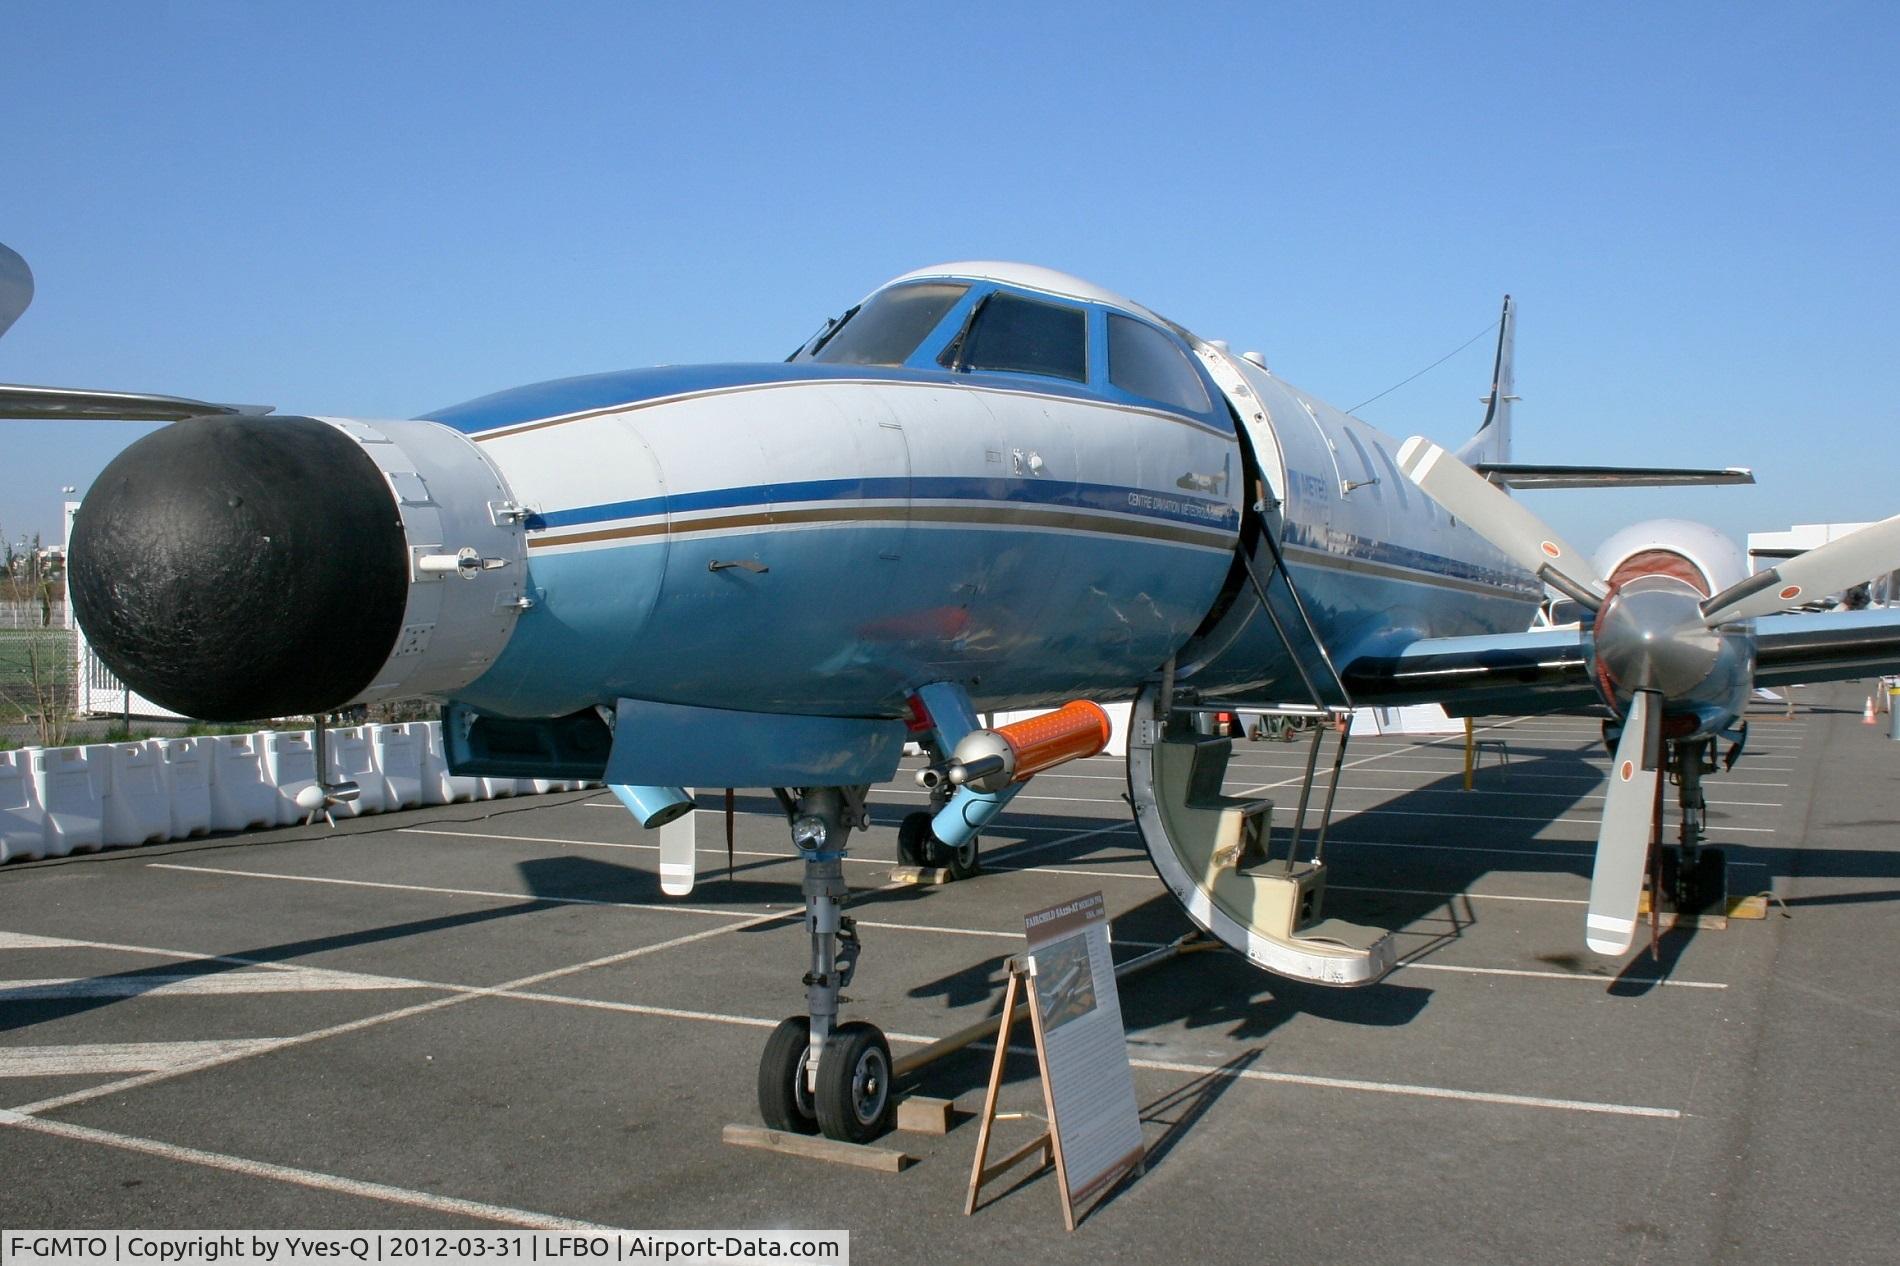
left=808, top=282, right=969, bottom=366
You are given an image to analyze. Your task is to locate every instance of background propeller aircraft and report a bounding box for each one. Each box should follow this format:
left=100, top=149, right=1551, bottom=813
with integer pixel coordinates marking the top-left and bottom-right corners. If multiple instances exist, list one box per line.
left=5, top=248, right=1899, bottom=1142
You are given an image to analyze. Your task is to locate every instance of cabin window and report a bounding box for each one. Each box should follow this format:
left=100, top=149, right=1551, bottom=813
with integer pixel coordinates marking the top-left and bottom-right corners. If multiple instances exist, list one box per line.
left=811, top=283, right=969, bottom=366
left=944, top=292, right=1088, bottom=382
left=1108, top=314, right=1212, bottom=413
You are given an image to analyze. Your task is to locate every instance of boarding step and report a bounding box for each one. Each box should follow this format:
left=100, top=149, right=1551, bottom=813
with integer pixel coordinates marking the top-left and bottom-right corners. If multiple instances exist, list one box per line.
left=1129, top=711, right=1395, bottom=985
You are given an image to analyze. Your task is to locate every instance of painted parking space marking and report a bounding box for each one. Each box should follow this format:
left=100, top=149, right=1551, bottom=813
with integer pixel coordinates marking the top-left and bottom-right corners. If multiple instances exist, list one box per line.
left=1394, top=960, right=1726, bottom=989
left=1124, top=1055, right=1680, bottom=1119
left=0, top=1109, right=615, bottom=1229
left=12, top=904, right=804, bottom=1118
left=0, top=1039, right=282, bottom=1078
left=146, top=863, right=768, bottom=919
left=0, top=968, right=433, bottom=1001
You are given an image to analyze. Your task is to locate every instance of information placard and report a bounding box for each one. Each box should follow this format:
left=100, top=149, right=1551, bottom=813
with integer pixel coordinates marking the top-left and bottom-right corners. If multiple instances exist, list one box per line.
left=1022, top=892, right=1144, bottom=1210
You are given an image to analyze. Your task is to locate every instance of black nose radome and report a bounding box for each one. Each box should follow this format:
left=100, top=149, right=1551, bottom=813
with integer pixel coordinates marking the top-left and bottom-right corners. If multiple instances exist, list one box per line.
left=70, top=415, right=410, bottom=721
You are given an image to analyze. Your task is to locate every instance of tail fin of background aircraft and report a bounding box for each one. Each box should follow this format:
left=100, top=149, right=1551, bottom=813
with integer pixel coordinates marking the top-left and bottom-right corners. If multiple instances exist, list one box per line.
left=1452, top=294, right=1515, bottom=466
left=0, top=243, right=34, bottom=342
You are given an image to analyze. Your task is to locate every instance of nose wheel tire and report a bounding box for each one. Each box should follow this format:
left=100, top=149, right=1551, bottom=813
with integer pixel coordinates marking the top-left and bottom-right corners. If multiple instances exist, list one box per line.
left=814, top=1021, right=894, bottom=1143
left=898, top=810, right=982, bottom=879
left=757, top=1016, right=819, bottom=1135
left=896, top=811, right=933, bottom=867
left=935, top=834, right=981, bottom=880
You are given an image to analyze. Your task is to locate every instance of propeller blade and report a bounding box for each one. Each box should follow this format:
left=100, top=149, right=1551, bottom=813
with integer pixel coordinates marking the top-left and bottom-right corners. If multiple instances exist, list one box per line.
left=1702, top=513, right=1900, bottom=624
left=658, top=790, right=697, bottom=896
left=1396, top=437, right=1610, bottom=609
left=1586, top=690, right=1662, bottom=955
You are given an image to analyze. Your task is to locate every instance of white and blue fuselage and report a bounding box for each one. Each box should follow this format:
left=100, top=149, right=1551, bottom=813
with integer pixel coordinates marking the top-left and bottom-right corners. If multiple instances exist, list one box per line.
left=424, top=262, right=1538, bottom=735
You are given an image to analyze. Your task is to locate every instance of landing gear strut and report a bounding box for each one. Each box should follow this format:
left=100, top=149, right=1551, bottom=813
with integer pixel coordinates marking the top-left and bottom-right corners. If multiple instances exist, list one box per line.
left=1662, top=738, right=1725, bottom=915
left=756, top=786, right=894, bottom=1143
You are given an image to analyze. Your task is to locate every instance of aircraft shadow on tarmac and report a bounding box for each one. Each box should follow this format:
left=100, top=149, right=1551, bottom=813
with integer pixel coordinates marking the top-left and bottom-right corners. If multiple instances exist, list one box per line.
left=13, top=731, right=1891, bottom=1035
left=0, top=897, right=569, bottom=1033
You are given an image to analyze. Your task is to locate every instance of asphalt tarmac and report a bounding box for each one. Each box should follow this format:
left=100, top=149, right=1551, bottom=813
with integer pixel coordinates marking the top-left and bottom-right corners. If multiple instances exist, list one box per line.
left=3, top=681, right=1896, bottom=1264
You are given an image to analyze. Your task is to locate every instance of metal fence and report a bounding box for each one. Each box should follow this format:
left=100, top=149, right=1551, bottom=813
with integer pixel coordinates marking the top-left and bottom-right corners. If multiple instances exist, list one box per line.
left=0, top=600, right=66, bottom=630
left=0, top=624, right=76, bottom=746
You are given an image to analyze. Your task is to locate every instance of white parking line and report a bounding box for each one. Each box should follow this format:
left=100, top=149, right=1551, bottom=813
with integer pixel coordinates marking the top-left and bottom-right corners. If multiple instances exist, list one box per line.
left=402, top=825, right=891, bottom=867
left=0, top=969, right=433, bottom=1001
left=579, top=801, right=1131, bottom=835
left=1330, top=883, right=1585, bottom=906
left=0, top=1040, right=282, bottom=1078
left=1321, top=806, right=1776, bottom=832
left=1395, top=961, right=1726, bottom=990
left=1121, top=1055, right=1678, bottom=1118
left=146, top=863, right=768, bottom=919
left=0, top=1110, right=615, bottom=1229
left=12, top=905, right=802, bottom=1118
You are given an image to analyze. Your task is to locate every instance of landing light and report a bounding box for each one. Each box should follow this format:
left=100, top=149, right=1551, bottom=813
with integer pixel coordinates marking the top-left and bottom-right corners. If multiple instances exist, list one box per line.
left=792, top=815, right=829, bottom=852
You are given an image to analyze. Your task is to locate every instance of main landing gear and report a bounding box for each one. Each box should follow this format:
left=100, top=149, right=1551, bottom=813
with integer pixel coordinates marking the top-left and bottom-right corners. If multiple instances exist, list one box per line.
left=756, top=786, right=895, bottom=1143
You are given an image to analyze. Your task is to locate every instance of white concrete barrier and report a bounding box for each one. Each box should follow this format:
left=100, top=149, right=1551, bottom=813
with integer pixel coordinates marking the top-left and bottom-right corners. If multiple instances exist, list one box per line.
left=100, top=741, right=170, bottom=848
left=33, top=745, right=104, bottom=857
left=416, top=722, right=482, bottom=805
left=207, top=733, right=278, bottom=833
left=321, top=725, right=383, bottom=817
left=0, top=749, right=46, bottom=863
left=161, top=738, right=212, bottom=839
left=371, top=724, right=424, bottom=811
left=261, top=731, right=320, bottom=827
left=2, top=721, right=585, bottom=864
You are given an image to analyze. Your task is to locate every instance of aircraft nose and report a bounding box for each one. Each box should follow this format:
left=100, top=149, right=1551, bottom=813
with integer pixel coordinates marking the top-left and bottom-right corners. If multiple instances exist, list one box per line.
left=69, top=414, right=411, bottom=721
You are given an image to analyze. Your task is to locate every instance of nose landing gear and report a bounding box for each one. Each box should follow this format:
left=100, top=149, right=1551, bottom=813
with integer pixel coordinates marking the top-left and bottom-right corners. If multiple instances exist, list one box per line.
left=755, top=786, right=895, bottom=1144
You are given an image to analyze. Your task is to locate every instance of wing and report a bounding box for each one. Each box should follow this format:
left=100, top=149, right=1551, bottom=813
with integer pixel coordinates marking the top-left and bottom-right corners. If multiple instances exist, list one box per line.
left=0, top=383, right=268, bottom=421
left=1753, top=609, right=1900, bottom=687
left=1340, top=627, right=1601, bottom=716
left=1475, top=463, right=1754, bottom=490
left=1341, top=609, right=1900, bottom=717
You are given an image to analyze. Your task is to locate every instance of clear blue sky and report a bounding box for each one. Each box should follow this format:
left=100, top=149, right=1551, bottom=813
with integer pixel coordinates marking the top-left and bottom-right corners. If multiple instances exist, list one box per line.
left=4, top=1, right=1895, bottom=555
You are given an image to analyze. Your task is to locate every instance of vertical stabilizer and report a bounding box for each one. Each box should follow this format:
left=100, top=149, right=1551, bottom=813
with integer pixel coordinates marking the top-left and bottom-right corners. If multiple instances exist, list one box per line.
left=0, top=244, right=33, bottom=342
left=1454, top=295, right=1514, bottom=465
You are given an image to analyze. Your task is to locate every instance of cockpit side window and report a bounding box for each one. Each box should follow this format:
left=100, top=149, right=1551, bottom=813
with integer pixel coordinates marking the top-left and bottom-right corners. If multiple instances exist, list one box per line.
left=1107, top=314, right=1212, bottom=413
left=944, top=292, right=1087, bottom=382
left=810, top=283, right=969, bottom=366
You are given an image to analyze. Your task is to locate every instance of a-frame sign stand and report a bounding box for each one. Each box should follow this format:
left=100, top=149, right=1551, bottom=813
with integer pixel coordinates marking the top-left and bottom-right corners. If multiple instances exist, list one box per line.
left=963, top=954, right=1144, bottom=1231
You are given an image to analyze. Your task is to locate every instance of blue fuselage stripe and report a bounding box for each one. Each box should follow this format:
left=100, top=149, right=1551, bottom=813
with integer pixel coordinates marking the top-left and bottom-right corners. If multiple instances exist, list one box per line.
left=528, top=476, right=1239, bottom=533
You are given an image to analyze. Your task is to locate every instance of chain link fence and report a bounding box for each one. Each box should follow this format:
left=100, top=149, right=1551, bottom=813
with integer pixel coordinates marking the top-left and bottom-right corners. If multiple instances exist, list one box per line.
left=0, top=617, right=76, bottom=749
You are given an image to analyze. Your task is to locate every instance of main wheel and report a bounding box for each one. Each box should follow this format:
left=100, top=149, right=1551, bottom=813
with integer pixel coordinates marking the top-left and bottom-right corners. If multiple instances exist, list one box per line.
left=896, top=811, right=932, bottom=866
left=757, top=1016, right=819, bottom=1134
left=814, top=1021, right=894, bottom=1143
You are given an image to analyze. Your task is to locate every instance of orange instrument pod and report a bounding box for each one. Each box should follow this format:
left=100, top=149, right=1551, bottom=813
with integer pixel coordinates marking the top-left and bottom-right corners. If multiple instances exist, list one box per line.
left=994, top=700, right=1113, bottom=780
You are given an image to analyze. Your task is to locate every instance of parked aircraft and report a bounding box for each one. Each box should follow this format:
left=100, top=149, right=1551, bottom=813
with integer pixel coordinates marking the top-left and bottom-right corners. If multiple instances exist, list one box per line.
left=5, top=249, right=1898, bottom=1142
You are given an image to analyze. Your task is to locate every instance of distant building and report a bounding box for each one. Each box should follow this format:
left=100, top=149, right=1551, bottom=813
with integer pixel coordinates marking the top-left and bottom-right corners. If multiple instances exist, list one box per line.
left=1747, top=522, right=1898, bottom=607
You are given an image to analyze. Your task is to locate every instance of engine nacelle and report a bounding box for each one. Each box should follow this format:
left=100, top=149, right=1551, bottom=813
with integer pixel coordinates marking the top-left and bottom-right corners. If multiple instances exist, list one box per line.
left=70, top=414, right=526, bottom=721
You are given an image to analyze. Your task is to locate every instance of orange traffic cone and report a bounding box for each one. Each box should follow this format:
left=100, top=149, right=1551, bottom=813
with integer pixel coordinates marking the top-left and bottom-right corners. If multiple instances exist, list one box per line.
left=1864, top=695, right=1877, bottom=724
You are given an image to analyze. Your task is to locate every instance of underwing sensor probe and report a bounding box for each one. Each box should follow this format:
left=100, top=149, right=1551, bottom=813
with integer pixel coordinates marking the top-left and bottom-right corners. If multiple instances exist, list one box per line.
left=916, top=700, right=1113, bottom=794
